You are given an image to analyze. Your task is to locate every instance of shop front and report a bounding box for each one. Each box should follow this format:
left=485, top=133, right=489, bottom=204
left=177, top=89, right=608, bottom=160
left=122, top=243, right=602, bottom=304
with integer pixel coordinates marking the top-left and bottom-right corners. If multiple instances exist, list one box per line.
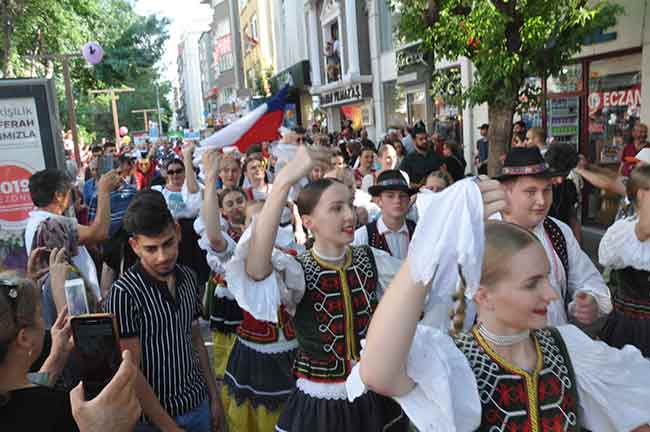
left=540, top=49, right=642, bottom=226
left=318, top=82, right=373, bottom=131
left=386, top=42, right=435, bottom=131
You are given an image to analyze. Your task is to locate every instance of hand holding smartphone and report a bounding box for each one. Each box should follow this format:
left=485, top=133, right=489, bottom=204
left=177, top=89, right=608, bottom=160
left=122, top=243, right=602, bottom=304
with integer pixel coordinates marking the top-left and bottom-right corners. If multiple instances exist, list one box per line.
left=71, top=314, right=122, bottom=400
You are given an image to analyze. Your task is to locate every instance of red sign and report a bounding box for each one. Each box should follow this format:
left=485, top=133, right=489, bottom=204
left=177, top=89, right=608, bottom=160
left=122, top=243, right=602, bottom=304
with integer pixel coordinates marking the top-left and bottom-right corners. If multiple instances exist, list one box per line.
left=589, top=85, right=641, bottom=115
left=0, top=164, right=34, bottom=223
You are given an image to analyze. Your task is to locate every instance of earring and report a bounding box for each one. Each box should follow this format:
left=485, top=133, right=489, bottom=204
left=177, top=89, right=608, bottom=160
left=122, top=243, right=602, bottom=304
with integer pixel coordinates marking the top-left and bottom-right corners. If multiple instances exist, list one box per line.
left=28, top=350, right=33, bottom=358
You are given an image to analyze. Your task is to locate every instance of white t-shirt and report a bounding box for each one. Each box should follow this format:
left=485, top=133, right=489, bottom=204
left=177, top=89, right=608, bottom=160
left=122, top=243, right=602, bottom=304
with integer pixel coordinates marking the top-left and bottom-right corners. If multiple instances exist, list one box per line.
left=24, top=210, right=101, bottom=300
left=152, top=184, right=202, bottom=220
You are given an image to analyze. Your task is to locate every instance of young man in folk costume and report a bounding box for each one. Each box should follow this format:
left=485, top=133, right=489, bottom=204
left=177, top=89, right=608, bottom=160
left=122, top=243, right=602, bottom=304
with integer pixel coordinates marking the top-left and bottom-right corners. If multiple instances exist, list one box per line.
left=353, top=170, right=416, bottom=260
left=494, top=147, right=611, bottom=326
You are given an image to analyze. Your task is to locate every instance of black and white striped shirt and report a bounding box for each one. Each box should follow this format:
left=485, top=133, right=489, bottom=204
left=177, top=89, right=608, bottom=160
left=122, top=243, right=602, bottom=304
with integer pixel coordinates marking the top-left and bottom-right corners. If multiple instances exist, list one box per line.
left=105, top=263, right=207, bottom=419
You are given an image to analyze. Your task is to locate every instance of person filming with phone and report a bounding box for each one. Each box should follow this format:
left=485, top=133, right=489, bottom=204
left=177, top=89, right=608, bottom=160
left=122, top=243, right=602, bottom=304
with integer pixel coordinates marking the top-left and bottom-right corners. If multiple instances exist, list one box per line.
left=25, top=168, right=122, bottom=304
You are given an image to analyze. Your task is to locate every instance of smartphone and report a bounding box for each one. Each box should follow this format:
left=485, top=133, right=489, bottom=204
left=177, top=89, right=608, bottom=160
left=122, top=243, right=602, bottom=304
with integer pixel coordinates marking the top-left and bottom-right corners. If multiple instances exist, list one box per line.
left=98, top=155, right=114, bottom=176
left=70, top=314, right=122, bottom=400
left=64, top=278, right=89, bottom=316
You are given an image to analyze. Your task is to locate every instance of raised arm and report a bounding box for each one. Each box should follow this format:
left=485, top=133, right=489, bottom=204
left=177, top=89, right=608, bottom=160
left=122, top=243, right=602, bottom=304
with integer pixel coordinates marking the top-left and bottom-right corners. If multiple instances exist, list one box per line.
left=245, top=145, right=330, bottom=281
left=183, top=144, right=199, bottom=194
left=574, top=165, right=625, bottom=197
left=78, top=170, right=121, bottom=245
left=201, top=149, right=228, bottom=252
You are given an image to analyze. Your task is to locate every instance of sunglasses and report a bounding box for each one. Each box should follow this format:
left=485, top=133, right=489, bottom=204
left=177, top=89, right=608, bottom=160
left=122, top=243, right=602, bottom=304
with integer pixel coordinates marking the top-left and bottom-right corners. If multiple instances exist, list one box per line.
left=167, top=168, right=184, bottom=175
left=296, top=137, right=304, bottom=143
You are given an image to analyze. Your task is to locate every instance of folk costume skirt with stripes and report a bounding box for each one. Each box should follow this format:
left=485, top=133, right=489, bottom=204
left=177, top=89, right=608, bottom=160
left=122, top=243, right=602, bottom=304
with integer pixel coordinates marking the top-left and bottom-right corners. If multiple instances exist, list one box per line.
left=221, top=337, right=297, bottom=432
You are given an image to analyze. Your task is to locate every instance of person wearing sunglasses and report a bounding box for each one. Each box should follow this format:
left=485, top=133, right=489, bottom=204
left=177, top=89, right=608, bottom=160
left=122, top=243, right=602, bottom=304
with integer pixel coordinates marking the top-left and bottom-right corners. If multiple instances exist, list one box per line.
left=152, top=144, right=210, bottom=286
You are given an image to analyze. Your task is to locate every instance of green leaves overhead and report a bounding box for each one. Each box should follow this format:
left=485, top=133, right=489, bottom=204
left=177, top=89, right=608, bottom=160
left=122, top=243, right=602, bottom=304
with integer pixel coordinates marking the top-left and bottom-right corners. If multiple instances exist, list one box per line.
left=1, top=0, right=171, bottom=142
left=392, top=0, right=623, bottom=110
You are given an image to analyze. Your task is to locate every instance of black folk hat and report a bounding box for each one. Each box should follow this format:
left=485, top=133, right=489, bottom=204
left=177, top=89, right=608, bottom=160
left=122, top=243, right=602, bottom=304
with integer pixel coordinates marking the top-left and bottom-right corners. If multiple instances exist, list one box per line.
left=495, top=147, right=555, bottom=181
left=368, top=169, right=417, bottom=196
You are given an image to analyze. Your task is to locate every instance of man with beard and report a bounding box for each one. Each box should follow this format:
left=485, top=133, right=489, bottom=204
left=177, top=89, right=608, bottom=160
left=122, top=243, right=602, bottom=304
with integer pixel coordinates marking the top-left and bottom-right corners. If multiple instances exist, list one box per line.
left=398, top=123, right=443, bottom=186
left=105, top=190, right=221, bottom=431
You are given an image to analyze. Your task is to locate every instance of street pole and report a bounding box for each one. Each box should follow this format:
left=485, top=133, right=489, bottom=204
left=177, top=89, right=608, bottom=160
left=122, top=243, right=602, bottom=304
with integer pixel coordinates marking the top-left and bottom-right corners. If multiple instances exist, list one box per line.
left=156, top=83, right=163, bottom=139
left=89, top=87, right=135, bottom=149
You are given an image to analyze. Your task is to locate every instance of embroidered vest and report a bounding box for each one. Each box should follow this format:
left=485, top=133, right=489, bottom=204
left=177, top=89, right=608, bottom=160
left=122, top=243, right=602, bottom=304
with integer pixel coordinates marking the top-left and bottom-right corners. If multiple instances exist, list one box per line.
left=365, top=219, right=416, bottom=256
left=611, top=267, right=650, bottom=318
left=454, top=327, right=580, bottom=432
left=293, top=246, right=379, bottom=382
left=543, top=217, right=569, bottom=280
left=237, top=307, right=296, bottom=344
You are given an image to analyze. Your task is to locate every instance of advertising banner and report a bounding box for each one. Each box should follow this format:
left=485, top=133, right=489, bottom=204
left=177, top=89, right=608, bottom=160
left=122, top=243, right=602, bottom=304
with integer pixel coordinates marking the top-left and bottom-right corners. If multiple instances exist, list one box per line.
left=0, top=79, right=63, bottom=271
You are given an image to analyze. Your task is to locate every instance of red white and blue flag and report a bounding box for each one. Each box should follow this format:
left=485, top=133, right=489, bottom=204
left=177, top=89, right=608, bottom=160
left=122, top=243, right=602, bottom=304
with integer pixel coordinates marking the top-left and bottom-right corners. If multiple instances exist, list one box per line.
left=197, top=85, right=289, bottom=156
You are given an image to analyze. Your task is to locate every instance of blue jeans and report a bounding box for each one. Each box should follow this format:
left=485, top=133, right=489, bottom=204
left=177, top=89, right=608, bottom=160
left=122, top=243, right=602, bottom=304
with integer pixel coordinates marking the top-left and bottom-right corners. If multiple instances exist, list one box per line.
left=135, top=399, right=211, bottom=432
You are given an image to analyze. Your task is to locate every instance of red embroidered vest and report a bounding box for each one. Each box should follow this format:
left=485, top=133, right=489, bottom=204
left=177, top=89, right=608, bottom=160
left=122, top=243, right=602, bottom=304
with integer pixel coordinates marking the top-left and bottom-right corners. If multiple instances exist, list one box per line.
left=292, top=246, right=379, bottom=382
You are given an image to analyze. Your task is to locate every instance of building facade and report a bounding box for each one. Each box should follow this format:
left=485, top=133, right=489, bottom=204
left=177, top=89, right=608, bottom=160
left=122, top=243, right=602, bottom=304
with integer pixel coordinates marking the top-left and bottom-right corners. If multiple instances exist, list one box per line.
left=305, top=0, right=374, bottom=134
left=178, top=25, right=211, bottom=130
left=239, top=0, right=278, bottom=93
left=201, top=0, right=245, bottom=126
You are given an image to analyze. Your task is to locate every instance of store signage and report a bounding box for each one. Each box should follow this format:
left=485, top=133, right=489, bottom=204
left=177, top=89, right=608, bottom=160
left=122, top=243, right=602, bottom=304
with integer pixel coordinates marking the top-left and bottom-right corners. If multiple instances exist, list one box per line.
left=320, top=84, right=364, bottom=107
left=588, top=85, right=641, bottom=115
left=396, top=44, right=428, bottom=72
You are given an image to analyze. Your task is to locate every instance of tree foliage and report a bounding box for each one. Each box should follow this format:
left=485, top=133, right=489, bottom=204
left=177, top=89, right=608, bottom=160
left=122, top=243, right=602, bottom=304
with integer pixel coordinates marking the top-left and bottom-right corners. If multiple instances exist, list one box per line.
left=394, top=0, right=623, bottom=172
left=395, top=0, right=622, bottom=110
left=1, top=0, right=171, bottom=143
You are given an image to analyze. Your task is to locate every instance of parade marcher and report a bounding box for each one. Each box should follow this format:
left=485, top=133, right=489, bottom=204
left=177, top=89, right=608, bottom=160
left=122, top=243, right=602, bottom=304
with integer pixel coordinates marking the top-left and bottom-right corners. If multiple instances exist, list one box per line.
left=599, top=165, right=650, bottom=356
left=105, top=190, right=221, bottom=432
left=360, top=144, right=401, bottom=193
left=152, top=145, right=210, bottom=285
left=420, top=170, right=452, bottom=192
left=495, top=147, right=611, bottom=326
left=226, top=145, right=409, bottom=432
left=354, top=146, right=375, bottom=188
left=243, top=154, right=272, bottom=201
left=350, top=180, right=650, bottom=431
left=353, top=170, right=416, bottom=260
left=199, top=149, right=298, bottom=432
left=399, top=123, right=442, bottom=187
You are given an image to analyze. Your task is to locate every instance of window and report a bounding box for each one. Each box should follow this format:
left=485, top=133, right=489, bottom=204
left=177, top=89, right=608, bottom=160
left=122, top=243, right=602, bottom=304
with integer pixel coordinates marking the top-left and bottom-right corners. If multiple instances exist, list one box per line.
left=239, top=0, right=247, bottom=10
left=250, top=14, right=258, bottom=41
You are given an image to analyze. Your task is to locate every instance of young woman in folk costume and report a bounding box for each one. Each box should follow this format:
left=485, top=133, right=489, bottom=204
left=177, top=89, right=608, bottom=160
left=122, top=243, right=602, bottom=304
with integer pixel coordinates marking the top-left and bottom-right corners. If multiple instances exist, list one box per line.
left=352, top=177, right=650, bottom=432
left=599, top=165, right=650, bottom=356
left=198, top=149, right=299, bottom=432
left=228, top=144, right=410, bottom=432
left=192, top=151, right=244, bottom=379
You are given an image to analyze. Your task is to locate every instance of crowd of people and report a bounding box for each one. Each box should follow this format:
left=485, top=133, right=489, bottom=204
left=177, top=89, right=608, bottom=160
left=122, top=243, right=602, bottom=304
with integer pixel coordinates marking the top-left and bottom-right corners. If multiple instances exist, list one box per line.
left=2, top=116, right=650, bottom=432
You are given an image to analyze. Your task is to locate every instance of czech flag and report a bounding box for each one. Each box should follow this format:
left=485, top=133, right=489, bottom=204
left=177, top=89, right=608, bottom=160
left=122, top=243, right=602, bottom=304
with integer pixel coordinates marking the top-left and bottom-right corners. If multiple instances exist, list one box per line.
left=197, top=85, right=289, bottom=157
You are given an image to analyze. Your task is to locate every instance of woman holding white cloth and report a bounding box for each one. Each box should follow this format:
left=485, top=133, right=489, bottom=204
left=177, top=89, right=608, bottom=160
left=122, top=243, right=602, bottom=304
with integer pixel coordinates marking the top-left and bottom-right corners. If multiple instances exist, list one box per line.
left=352, top=178, right=650, bottom=432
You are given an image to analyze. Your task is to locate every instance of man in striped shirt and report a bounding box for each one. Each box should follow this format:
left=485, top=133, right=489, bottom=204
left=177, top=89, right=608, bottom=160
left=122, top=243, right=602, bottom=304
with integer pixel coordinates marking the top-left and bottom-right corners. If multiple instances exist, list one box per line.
left=105, top=190, right=220, bottom=432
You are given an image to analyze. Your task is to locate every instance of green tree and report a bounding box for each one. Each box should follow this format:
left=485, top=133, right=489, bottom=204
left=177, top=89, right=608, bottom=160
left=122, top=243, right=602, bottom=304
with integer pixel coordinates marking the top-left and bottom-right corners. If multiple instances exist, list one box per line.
left=395, top=0, right=622, bottom=175
left=1, top=0, right=171, bottom=145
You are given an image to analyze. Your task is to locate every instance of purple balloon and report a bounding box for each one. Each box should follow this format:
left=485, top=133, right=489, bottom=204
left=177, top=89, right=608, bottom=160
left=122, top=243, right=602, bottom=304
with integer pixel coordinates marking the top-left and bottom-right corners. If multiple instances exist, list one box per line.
left=82, top=42, right=104, bottom=65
